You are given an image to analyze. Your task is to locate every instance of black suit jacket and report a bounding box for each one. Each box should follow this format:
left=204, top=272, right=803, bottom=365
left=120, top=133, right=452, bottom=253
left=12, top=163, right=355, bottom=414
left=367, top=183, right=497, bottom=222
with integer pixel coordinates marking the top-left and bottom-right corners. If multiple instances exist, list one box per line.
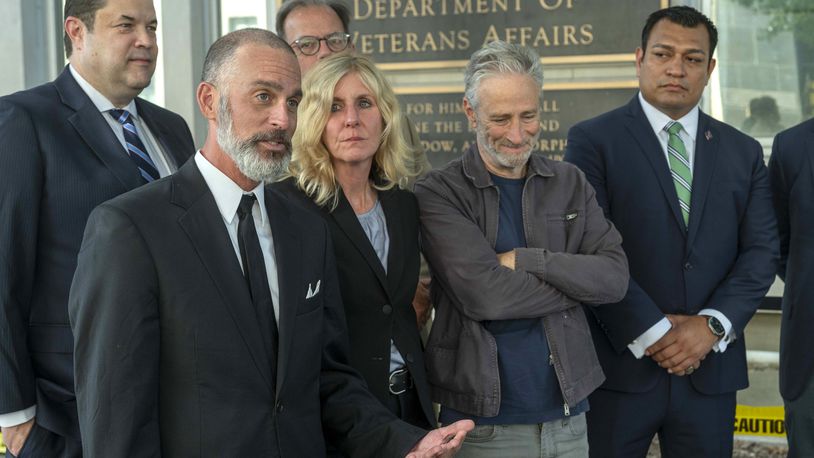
left=275, top=180, right=435, bottom=427
left=0, top=67, right=193, bottom=440
left=565, top=96, right=778, bottom=395
left=769, top=118, right=814, bottom=401
left=68, top=160, right=425, bottom=457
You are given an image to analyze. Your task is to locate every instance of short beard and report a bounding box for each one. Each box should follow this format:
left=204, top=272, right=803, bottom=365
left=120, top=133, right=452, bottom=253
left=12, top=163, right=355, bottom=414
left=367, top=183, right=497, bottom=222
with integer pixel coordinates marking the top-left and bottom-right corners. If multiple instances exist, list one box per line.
left=475, top=122, right=537, bottom=170
left=216, top=95, right=292, bottom=183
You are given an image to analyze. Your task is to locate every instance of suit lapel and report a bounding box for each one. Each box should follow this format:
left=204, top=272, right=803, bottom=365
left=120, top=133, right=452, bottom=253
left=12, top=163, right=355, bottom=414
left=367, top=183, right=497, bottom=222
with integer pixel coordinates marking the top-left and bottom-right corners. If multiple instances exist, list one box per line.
left=330, top=189, right=389, bottom=290
left=380, top=190, right=405, bottom=296
left=55, top=68, right=143, bottom=191
left=625, top=98, right=687, bottom=234
left=265, top=188, right=301, bottom=396
left=174, top=161, right=274, bottom=391
left=686, top=114, right=719, bottom=248
left=137, top=99, right=192, bottom=170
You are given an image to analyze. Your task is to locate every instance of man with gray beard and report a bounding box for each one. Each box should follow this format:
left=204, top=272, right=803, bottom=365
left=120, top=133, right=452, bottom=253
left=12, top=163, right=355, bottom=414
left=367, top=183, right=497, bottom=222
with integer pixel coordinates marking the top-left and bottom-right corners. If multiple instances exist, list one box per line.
left=68, top=28, right=472, bottom=457
left=414, top=40, right=628, bottom=456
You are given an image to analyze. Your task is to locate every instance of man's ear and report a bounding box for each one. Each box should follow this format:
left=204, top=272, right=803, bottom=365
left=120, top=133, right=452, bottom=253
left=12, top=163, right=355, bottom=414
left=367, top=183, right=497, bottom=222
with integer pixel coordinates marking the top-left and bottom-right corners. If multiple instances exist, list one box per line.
left=634, top=47, right=645, bottom=78
left=64, top=16, right=86, bottom=55
left=705, top=57, right=717, bottom=85
left=197, top=82, right=218, bottom=120
left=463, top=97, right=477, bottom=129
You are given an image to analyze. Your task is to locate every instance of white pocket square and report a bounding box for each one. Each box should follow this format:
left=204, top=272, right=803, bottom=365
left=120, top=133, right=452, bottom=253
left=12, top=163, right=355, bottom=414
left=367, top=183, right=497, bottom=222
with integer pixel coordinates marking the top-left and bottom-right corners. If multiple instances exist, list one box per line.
left=306, top=280, right=321, bottom=299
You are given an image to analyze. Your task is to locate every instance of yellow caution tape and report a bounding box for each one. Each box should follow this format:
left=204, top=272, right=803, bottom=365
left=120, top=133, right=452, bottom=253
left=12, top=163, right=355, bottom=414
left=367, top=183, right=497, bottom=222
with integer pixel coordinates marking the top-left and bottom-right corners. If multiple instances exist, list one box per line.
left=734, top=405, right=786, bottom=437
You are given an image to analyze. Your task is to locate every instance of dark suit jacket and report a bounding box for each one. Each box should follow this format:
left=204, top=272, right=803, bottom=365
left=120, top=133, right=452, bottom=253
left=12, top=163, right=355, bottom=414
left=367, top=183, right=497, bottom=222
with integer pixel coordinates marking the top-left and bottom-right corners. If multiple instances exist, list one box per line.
left=565, top=96, right=778, bottom=395
left=68, top=160, right=425, bottom=457
left=769, top=118, right=814, bottom=401
left=275, top=180, right=435, bottom=427
left=0, top=67, right=193, bottom=440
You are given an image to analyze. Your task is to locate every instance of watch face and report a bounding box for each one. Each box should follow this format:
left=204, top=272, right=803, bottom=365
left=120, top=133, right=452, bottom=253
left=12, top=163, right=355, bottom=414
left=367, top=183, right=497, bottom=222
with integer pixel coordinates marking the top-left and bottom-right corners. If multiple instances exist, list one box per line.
left=708, top=317, right=725, bottom=336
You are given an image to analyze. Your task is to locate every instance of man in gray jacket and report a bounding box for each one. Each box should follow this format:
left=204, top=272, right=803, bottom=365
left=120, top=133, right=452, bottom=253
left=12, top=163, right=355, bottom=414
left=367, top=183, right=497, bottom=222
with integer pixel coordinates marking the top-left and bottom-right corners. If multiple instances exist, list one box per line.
left=414, top=41, right=629, bottom=457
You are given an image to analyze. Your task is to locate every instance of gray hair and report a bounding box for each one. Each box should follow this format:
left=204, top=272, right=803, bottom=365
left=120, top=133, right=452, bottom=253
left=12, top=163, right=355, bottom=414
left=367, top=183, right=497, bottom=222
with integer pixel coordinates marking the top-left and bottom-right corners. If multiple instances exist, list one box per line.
left=463, top=40, right=543, bottom=111
left=201, top=28, right=294, bottom=88
left=275, top=0, right=351, bottom=42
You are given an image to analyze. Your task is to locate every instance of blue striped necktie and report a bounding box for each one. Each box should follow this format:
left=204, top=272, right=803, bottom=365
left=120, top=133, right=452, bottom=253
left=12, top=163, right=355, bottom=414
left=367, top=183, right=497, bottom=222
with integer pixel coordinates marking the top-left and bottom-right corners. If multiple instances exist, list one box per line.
left=109, top=109, right=160, bottom=183
left=665, top=121, right=692, bottom=227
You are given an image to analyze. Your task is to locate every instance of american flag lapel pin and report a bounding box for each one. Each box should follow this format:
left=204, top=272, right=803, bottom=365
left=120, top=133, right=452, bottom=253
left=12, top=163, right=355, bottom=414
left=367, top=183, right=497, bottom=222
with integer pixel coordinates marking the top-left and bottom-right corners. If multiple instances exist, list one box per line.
left=705, top=130, right=712, bottom=141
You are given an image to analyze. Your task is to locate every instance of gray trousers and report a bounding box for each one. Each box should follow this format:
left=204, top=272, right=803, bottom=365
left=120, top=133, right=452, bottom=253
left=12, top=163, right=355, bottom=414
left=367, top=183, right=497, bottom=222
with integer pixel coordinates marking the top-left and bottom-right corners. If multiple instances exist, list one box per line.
left=457, top=414, right=589, bottom=458
left=785, top=375, right=814, bottom=458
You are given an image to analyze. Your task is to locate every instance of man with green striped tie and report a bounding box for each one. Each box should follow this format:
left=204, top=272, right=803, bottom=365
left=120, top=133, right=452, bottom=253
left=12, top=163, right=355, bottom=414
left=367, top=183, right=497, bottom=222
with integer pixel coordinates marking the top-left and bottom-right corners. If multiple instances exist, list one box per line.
left=565, top=5, right=778, bottom=457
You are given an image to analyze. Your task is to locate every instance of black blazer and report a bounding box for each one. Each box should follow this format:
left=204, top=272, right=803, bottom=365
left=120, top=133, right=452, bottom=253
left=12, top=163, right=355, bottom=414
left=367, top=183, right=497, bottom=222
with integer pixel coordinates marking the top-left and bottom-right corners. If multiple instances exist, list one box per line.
left=68, top=160, right=424, bottom=457
left=565, top=96, right=778, bottom=395
left=275, top=179, right=435, bottom=427
left=769, top=118, right=814, bottom=401
left=0, top=67, right=193, bottom=440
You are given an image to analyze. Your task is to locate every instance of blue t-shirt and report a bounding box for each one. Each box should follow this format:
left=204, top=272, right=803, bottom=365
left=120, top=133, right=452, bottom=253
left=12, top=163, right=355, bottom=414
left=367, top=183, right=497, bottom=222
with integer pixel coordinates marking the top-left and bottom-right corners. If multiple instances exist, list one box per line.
left=440, top=174, right=588, bottom=425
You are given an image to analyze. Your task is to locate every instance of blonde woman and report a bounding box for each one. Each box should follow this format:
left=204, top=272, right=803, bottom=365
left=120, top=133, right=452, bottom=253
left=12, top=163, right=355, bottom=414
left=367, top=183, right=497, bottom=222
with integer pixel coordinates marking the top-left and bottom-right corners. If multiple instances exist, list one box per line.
left=275, top=53, right=434, bottom=432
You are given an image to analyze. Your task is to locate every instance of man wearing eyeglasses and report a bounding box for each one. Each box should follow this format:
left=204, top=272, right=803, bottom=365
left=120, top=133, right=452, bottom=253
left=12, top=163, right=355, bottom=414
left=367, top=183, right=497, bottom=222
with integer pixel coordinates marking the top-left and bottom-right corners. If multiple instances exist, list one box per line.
left=276, top=0, right=352, bottom=73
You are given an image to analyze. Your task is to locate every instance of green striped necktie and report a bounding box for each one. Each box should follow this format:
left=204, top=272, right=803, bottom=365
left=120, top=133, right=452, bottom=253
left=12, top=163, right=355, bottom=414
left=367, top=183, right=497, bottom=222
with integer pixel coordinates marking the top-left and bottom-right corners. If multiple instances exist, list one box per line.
left=665, top=121, right=692, bottom=227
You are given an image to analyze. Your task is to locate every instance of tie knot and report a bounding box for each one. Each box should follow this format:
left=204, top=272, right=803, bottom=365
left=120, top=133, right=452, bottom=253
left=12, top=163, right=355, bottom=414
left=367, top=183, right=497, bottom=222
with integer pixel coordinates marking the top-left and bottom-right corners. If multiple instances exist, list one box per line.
left=109, top=109, right=132, bottom=125
left=237, top=194, right=257, bottom=220
left=665, top=121, right=684, bottom=136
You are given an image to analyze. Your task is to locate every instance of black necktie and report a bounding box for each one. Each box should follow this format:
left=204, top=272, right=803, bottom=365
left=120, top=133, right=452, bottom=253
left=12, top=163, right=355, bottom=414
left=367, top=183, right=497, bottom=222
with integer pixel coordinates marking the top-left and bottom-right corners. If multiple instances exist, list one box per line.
left=108, top=109, right=160, bottom=182
left=236, top=194, right=279, bottom=386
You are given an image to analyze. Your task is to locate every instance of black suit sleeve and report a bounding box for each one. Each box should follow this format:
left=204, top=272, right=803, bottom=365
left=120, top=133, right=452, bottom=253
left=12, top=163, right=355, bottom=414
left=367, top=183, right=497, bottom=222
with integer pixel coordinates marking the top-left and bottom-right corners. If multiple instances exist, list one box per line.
left=565, top=124, right=667, bottom=352
left=316, top=221, right=426, bottom=457
left=702, top=143, right=778, bottom=334
left=0, top=100, right=41, bottom=414
left=69, top=204, right=161, bottom=458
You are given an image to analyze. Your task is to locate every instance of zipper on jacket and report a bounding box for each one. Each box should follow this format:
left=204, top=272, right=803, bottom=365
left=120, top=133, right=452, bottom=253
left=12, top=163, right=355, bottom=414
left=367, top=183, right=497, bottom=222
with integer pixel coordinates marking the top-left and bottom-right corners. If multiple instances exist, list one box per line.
left=543, top=319, right=573, bottom=416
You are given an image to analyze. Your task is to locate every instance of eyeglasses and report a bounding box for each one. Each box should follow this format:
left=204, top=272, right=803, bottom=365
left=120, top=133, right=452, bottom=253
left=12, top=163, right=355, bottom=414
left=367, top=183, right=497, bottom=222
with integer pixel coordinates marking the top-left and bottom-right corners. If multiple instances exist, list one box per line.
left=291, top=32, right=352, bottom=56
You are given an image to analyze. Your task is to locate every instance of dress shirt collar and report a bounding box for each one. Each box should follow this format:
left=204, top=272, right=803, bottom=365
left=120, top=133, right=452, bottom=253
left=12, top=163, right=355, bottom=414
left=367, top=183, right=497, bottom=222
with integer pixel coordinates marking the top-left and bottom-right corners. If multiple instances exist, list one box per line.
left=194, top=151, right=268, bottom=226
left=69, top=64, right=138, bottom=118
left=638, top=91, right=699, bottom=142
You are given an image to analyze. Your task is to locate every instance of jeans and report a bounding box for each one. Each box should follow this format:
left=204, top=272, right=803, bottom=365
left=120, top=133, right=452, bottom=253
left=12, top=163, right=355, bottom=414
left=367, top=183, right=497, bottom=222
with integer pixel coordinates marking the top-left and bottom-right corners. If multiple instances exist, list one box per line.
left=457, top=414, right=589, bottom=458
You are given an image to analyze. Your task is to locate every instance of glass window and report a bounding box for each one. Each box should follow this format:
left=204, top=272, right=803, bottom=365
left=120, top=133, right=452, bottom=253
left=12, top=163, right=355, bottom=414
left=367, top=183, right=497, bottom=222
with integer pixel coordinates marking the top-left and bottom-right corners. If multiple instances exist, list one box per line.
left=711, top=0, right=812, bottom=142
left=221, top=1, right=267, bottom=34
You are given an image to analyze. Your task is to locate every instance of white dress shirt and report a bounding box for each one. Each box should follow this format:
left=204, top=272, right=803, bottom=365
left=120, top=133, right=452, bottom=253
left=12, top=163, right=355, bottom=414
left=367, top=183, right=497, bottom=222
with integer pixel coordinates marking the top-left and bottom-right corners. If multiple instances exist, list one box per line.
left=627, top=93, right=734, bottom=359
left=195, top=152, right=280, bottom=321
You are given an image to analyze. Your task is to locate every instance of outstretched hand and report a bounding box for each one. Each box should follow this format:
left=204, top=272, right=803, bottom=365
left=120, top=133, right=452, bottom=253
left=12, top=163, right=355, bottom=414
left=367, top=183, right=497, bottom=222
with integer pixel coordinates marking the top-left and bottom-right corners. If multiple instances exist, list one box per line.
left=405, top=420, right=474, bottom=458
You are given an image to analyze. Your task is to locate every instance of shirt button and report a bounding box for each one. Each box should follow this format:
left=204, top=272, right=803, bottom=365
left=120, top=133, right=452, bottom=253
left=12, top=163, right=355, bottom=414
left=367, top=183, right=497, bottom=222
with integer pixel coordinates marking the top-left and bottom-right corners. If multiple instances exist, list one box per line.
left=684, top=262, right=693, bottom=271
left=382, top=304, right=392, bottom=315
left=276, top=402, right=284, bottom=412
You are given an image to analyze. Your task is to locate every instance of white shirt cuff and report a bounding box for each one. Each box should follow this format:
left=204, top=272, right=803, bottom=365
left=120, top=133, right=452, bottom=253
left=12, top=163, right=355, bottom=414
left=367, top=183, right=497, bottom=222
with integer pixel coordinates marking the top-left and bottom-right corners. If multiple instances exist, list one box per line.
left=628, top=317, right=671, bottom=359
left=698, top=309, right=734, bottom=352
left=0, top=405, right=36, bottom=427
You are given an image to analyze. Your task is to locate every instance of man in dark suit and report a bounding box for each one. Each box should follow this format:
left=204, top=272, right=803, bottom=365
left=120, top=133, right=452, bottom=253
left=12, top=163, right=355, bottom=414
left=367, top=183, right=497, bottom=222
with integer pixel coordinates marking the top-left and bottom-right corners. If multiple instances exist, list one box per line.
left=0, top=0, right=194, bottom=456
left=565, top=6, right=778, bottom=457
left=68, top=28, right=471, bottom=457
left=769, top=117, right=814, bottom=458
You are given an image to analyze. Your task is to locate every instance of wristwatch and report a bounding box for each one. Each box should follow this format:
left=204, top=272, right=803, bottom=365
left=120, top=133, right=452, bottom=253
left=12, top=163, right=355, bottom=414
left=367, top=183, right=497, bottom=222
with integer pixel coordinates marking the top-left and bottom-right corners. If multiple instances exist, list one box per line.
left=707, top=316, right=725, bottom=339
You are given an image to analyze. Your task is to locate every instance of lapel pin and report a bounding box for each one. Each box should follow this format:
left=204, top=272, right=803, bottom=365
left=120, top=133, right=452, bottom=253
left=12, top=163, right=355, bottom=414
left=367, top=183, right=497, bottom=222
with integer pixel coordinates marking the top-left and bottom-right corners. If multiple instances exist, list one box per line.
left=705, top=130, right=712, bottom=141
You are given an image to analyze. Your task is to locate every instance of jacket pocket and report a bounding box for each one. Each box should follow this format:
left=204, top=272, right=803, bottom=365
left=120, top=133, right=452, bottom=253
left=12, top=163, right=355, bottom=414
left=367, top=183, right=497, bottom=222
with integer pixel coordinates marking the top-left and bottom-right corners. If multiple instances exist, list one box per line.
left=545, top=210, right=582, bottom=253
